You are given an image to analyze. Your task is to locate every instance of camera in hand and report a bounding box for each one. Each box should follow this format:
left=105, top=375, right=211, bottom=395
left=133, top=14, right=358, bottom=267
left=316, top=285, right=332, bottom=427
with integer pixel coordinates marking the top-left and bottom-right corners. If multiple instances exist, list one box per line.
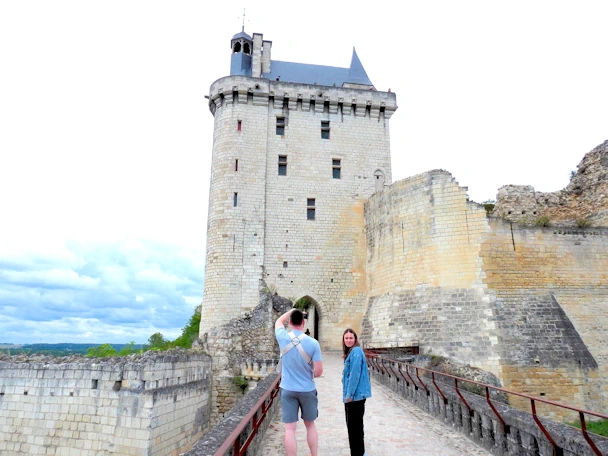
left=303, top=312, right=308, bottom=319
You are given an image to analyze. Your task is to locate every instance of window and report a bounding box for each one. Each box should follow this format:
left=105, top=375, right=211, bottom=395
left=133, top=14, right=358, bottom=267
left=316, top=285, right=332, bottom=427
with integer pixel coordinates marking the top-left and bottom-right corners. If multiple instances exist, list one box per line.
left=237, top=120, right=242, bottom=131
left=235, top=159, right=238, bottom=172
left=307, top=198, right=315, bottom=220
left=233, top=192, right=238, bottom=207
left=278, top=155, right=287, bottom=175
left=283, top=261, right=288, bottom=268
left=276, top=117, right=285, bottom=135
left=332, top=159, right=341, bottom=179
left=321, top=121, right=330, bottom=139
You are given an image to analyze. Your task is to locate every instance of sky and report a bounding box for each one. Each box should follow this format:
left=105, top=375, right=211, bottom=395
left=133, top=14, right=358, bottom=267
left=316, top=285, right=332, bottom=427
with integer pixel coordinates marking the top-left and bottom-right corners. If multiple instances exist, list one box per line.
left=1, top=1, right=606, bottom=344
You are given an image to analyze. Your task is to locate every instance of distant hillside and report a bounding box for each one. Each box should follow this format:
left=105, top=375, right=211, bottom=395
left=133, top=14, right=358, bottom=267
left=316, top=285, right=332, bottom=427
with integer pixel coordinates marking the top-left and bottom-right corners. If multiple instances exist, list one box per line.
left=0, top=343, right=144, bottom=357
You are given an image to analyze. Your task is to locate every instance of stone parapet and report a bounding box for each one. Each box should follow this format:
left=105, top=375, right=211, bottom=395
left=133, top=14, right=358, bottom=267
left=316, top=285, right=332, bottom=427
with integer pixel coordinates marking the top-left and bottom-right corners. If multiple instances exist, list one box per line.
left=208, top=76, right=397, bottom=119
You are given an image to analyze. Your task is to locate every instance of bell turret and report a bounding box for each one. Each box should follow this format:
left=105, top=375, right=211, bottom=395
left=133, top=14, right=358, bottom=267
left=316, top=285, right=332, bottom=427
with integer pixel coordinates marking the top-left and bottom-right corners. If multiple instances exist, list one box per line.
left=230, top=28, right=253, bottom=76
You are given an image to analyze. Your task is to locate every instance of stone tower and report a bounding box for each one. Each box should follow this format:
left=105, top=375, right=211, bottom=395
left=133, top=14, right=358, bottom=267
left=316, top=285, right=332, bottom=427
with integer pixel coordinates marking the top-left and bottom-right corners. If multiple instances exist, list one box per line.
left=200, top=30, right=398, bottom=349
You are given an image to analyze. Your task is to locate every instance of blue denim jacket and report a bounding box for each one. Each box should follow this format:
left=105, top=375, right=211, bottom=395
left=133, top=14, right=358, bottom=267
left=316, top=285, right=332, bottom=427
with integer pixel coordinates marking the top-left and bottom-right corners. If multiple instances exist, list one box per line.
left=342, top=346, right=372, bottom=402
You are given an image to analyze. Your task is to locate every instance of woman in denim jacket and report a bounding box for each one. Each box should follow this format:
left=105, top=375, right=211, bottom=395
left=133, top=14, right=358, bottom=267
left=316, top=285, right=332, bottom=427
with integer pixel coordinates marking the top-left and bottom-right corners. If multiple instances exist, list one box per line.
left=342, top=328, right=371, bottom=456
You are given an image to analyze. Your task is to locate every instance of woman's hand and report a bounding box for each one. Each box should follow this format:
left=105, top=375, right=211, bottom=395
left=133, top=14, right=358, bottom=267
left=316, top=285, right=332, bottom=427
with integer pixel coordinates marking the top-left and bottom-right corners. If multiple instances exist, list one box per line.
left=345, top=398, right=352, bottom=403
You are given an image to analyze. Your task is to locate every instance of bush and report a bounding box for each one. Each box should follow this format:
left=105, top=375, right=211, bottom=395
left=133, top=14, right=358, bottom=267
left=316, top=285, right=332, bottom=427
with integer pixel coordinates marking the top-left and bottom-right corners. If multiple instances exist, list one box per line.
left=569, top=419, right=608, bottom=437
left=232, top=376, right=249, bottom=393
left=294, top=297, right=312, bottom=311
left=576, top=218, right=592, bottom=228
left=535, top=216, right=551, bottom=227
left=482, top=200, right=495, bottom=216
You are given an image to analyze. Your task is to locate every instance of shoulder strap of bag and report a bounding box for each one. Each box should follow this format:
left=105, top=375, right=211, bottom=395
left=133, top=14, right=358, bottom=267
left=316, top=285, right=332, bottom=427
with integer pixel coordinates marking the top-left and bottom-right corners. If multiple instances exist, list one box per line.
left=280, top=331, right=312, bottom=364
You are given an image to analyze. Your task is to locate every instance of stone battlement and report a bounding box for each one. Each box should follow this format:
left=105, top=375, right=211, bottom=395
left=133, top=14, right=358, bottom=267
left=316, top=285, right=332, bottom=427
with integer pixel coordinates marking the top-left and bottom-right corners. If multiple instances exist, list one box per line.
left=208, top=76, right=397, bottom=118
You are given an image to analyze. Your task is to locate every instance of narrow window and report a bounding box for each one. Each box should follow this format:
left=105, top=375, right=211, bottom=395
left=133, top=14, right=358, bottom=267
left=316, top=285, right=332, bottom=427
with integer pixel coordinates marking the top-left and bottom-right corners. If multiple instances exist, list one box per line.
left=278, top=155, right=287, bottom=176
left=235, top=159, right=239, bottom=171
left=276, top=117, right=285, bottom=135
left=237, top=120, right=242, bottom=131
left=283, top=261, right=288, bottom=268
left=321, top=121, right=330, bottom=139
left=233, top=192, right=238, bottom=207
left=307, top=198, right=316, bottom=220
left=332, top=159, right=341, bottom=179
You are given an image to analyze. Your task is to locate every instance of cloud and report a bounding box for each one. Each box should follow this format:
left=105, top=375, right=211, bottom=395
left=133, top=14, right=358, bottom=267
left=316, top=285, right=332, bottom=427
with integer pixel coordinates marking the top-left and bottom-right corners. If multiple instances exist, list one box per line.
left=0, top=238, right=204, bottom=344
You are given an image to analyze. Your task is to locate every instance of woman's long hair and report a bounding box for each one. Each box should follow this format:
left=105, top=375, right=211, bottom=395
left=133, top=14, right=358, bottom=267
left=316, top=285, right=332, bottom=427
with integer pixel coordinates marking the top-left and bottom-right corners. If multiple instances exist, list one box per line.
left=342, top=328, right=360, bottom=359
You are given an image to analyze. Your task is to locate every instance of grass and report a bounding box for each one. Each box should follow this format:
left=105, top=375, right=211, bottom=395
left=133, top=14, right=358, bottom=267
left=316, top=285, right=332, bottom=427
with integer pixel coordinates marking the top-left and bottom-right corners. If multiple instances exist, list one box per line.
left=570, top=419, right=608, bottom=437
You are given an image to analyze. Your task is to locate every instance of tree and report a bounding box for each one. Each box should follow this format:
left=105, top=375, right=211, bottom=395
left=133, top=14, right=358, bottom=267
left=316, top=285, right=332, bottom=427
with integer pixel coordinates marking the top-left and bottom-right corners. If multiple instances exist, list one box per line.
left=147, top=332, right=170, bottom=351
left=118, top=341, right=139, bottom=356
left=87, top=343, right=117, bottom=358
left=172, top=305, right=201, bottom=348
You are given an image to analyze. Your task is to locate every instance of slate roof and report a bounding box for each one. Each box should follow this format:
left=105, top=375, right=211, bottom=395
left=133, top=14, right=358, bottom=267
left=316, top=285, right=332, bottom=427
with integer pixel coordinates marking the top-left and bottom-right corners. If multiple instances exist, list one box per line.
left=262, top=48, right=373, bottom=87
left=232, top=30, right=252, bottom=41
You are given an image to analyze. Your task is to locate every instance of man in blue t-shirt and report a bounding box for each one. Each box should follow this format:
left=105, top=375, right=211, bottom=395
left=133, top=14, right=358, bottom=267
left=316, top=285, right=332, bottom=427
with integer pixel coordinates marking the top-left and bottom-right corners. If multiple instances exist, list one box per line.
left=275, top=308, right=323, bottom=456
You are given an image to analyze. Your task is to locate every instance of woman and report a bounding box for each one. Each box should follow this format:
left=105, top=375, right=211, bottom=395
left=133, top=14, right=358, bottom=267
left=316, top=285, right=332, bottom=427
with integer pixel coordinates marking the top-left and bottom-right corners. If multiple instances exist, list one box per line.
left=342, top=328, right=372, bottom=456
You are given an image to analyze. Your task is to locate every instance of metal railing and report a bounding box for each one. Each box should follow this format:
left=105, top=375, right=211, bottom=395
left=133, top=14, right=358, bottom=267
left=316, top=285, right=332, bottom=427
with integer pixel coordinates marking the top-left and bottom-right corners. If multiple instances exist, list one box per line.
left=214, top=373, right=281, bottom=456
left=365, top=349, right=608, bottom=456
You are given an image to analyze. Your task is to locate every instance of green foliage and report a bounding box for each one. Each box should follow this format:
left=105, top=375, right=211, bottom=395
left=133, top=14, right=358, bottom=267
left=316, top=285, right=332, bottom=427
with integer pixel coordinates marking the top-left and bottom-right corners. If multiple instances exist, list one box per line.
left=482, top=200, right=495, bottom=216
left=576, top=218, right=592, bottom=228
left=232, top=376, right=249, bottom=393
left=535, top=216, right=551, bottom=227
left=294, top=297, right=312, bottom=311
left=118, top=341, right=139, bottom=356
left=146, top=332, right=170, bottom=351
left=87, top=343, right=117, bottom=358
left=261, top=283, right=278, bottom=295
left=569, top=419, right=608, bottom=437
left=172, top=306, right=201, bottom=348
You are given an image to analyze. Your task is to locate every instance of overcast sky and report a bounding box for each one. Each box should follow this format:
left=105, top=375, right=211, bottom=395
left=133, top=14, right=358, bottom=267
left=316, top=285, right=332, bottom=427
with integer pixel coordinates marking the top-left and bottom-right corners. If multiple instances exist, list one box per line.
left=1, top=1, right=606, bottom=344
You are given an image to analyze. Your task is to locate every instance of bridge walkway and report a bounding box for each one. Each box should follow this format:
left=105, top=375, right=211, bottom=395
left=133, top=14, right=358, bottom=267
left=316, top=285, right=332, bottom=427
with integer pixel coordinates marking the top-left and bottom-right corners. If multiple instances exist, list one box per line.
left=259, top=351, right=490, bottom=455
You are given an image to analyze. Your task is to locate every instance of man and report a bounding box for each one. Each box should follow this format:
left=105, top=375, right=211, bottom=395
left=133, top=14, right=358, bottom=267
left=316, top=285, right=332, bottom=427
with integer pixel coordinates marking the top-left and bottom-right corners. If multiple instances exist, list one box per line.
left=275, top=308, right=323, bottom=456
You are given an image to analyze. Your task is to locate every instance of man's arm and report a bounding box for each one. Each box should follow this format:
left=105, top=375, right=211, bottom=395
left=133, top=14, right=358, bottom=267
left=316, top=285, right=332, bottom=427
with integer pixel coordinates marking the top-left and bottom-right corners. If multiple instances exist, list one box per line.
left=313, top=361, right=323, bottom=377
left=275, top=308, right=295, bottom=329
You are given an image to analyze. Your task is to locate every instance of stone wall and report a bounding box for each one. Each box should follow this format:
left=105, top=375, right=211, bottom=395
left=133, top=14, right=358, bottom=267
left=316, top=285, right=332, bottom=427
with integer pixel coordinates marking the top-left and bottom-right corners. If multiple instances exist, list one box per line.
left=362, top=170, right=501, bottom=374
left=204, top=285, right=290, bottom=424
left=362, top=169, right=608, bottom=417
left=480, top=219, right=608, bottom=416
left=0, top=350, right=212, bottom=456
left=494, top=140, right=608, bottom=227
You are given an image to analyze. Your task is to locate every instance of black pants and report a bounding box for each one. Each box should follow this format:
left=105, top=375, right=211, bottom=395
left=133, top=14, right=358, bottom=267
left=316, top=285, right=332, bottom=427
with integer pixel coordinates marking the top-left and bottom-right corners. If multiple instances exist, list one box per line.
left=344, top=399, right=366, bottom=456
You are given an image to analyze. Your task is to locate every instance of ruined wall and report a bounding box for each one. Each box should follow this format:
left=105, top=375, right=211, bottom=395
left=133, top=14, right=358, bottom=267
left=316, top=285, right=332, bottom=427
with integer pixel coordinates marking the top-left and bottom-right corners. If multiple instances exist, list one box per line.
left=204, top=286, right=290, bottom=424
left=480, top=220, right=608, bottom=416
left=494, top=140, right=608, bottom=227
left=0, top=351, right=212, bottom=456
left=363, top=169, right=608, bottom=417
left=362, top=170, right=501, bottom=374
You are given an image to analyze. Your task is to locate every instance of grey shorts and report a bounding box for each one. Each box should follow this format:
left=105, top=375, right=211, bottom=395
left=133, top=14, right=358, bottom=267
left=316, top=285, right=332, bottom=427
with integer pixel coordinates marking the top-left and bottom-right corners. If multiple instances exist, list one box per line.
left=280, top=388, right=318, bottom=423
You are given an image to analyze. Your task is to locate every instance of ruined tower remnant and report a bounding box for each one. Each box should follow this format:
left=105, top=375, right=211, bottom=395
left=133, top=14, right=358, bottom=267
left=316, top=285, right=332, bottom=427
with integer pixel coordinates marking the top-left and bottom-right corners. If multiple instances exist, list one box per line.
left=200, top=30, right=397, bottom=347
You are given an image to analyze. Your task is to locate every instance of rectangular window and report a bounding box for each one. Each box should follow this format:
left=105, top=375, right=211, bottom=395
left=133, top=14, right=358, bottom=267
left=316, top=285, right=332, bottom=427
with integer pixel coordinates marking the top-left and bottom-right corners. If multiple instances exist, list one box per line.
left=237, top=120, right=242, bottom=131
left=332, top=159, right=341, bottom=179
left=276, top=117, right=285, bottom=135
left=235, top=159, right=239, bottom=172
left=307, top=198, right=315, bottom=220
left=278, top=155, right=287, bottom=176
left=321, top=120, right=330, bottom=139
left=233, top=192, right=238, bottom=207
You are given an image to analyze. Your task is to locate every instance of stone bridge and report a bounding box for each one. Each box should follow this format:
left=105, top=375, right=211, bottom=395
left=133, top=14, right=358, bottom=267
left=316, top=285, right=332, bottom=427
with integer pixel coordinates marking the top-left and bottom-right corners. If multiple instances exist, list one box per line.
left=184, top=351, right=608, bottom=456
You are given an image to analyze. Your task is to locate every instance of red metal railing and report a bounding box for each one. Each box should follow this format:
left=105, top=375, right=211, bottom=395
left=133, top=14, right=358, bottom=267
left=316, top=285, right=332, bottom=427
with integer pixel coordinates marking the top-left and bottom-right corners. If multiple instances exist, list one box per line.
left=365, top=350, right=608, bottom=456
left=214, top=374, right=281, bottom=456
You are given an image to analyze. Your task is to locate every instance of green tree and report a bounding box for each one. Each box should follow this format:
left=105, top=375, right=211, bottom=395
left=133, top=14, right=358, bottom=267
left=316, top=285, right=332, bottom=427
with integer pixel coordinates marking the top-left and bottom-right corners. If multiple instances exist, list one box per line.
left=147, top=332, right=170, bottom=351
left=87, top=343, right=117, bottom=358
left=172, top=305, right=201, bottom=348
left=118, top=341, right=139, bottom=356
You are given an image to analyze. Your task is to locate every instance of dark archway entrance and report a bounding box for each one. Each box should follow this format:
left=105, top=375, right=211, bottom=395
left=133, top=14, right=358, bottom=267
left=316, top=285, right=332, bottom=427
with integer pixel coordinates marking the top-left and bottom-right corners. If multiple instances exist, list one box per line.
left=294, top=295, right=320, bottom=341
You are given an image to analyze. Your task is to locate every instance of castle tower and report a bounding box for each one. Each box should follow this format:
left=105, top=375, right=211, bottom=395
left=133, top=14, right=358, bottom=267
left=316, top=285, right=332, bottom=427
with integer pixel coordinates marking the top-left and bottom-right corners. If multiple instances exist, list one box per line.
left=200, top=31, right=398, bottom=349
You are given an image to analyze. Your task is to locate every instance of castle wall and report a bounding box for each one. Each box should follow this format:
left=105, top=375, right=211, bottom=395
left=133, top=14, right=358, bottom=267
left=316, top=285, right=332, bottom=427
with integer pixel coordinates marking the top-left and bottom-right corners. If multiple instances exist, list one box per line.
left=480, top=220, right=608, bottom=416
left=201, top=75, right=397, bottom=349
left=362, top=170, right=501, bottom=373
left=0, top=352, right=212, bottom=456
left=363, top=170, right=608, bottom=416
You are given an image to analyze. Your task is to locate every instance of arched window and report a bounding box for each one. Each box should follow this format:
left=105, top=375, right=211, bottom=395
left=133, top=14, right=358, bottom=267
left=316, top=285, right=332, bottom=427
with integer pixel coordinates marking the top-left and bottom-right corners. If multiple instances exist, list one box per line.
left=233, top=42, right=241, bottom=54
left=243, top=42, right=251, bottom=55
